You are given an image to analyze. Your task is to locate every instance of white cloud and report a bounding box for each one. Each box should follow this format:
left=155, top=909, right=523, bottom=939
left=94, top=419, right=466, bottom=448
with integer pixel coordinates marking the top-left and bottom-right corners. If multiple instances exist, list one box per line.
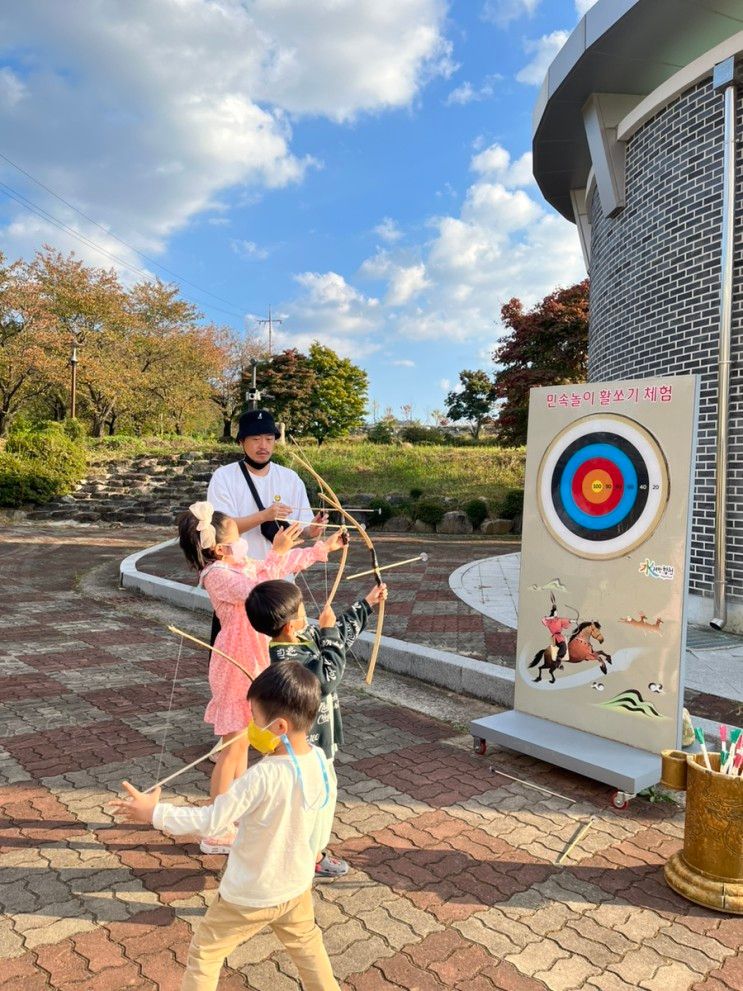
left=360, top=252, right=429, bottom=305
left=272, top=271, right=381, bottom=358
left=445, top=75, right=499, bottom=106
left=0, top=67, right=26, bottom=106
left=470, top=143, right=534, bottom=187
left=440, top=378, right=451, bottom=391
left=482, top=0, right=540, bottom=27
left=374, top=217, right=403, bottom=243
left=516, top=30, right=569, bottom=85
left=392, top=359, right=416, bottom=367
left=230, top=239, right=269, bottom=261
left=0, top=0, right=451, bottom=270
left=575, top=0, right=599, bottom=14
left=281, top=141, right=585, bottom=354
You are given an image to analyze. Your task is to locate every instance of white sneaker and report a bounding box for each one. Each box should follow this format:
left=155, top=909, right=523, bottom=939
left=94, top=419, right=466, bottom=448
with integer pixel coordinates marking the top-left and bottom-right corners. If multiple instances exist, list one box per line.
left=200, top=832, right=235, bottom=855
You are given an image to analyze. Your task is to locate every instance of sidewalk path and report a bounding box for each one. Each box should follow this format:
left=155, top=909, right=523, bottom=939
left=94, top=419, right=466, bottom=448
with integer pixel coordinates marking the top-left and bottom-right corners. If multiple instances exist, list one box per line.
left=1, top=526, right=742, bottom=991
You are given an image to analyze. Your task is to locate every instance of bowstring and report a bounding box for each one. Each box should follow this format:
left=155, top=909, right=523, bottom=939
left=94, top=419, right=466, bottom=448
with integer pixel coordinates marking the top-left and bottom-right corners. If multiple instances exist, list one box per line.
left=297, top=568, right=367, bottom=678
left=154, top=635, right=184, bottom=784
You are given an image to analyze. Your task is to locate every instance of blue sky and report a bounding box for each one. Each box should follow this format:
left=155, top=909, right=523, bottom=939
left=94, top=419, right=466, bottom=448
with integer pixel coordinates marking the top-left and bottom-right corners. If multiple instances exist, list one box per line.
left=0, top=0, right=591, bottom=421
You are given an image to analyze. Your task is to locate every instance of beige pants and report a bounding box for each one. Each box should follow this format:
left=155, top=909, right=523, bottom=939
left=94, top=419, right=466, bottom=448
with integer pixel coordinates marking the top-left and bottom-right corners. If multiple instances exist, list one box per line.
left=181, top=888, right=340, bottom=991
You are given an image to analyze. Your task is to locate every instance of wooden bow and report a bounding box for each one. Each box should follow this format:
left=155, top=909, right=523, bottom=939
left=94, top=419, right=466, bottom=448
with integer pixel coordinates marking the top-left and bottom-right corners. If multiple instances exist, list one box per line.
left=288, top=439, right=385, bottom=684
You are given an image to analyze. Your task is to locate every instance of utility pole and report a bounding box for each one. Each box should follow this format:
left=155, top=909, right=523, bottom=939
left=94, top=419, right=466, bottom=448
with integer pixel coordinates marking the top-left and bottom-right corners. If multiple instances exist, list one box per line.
left=257, top=305, right=282, bottom=356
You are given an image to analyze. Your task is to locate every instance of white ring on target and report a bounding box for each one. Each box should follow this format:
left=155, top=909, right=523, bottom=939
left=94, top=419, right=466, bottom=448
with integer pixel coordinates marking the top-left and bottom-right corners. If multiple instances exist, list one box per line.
left=537, top=415, right=669, bottom=560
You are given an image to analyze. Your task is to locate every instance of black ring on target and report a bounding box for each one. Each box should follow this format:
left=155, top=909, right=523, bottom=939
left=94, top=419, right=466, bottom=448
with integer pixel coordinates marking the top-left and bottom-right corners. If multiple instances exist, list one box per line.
left=551, top=432, right=649, bottom=542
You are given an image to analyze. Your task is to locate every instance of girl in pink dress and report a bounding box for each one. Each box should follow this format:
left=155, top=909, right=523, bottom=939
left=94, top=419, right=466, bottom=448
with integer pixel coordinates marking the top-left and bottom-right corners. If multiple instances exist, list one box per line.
left=178, top=501, right=345, bottom=854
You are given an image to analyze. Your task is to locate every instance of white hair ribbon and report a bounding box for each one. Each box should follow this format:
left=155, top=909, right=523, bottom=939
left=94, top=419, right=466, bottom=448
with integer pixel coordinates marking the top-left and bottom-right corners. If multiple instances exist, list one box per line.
left=189, top=501, right=217, bottom=550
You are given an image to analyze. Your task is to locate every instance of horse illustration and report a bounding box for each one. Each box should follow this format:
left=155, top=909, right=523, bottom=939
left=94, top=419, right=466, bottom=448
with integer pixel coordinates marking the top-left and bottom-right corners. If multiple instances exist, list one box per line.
left=529, top=619, right=612, bottom=684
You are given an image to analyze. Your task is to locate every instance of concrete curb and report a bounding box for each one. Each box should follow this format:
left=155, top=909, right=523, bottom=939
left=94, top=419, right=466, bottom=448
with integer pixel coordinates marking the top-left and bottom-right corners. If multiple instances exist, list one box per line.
left=118, top=540, right=517, bottom=707
left=119, top=537, right=210, bottom=610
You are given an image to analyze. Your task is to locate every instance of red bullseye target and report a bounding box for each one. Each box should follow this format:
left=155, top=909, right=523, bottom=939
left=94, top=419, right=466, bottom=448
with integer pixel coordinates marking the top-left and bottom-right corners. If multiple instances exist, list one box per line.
left=571, top=457, right=624, bottom=515
left=537, top=414, right=669, bottom=560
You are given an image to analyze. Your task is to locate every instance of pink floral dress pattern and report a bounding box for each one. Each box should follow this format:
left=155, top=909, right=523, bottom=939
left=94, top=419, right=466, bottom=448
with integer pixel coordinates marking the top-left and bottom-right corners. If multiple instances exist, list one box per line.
left=200, top=543, right=329, bottom=735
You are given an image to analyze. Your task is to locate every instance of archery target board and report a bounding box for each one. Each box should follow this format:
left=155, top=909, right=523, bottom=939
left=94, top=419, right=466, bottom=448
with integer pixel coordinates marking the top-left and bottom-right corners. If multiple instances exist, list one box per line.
left=509, top=376, right=698, bottom=755
left=537, top=415, right=669, bottom=560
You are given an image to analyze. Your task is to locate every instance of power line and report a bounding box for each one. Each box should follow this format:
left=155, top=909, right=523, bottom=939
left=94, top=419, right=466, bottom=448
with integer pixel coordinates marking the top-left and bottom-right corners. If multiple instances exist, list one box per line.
left=0, top=152, right=250, bottom=320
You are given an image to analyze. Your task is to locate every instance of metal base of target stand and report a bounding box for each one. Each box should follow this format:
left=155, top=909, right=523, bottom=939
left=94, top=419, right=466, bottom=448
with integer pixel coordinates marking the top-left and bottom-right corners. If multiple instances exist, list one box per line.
left=470, top=710, right=662, bottom=809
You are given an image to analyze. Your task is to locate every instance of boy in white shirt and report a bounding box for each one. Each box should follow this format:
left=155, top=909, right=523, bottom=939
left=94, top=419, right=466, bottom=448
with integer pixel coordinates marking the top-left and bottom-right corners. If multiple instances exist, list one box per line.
left=112, top=662, right=340, bottom=991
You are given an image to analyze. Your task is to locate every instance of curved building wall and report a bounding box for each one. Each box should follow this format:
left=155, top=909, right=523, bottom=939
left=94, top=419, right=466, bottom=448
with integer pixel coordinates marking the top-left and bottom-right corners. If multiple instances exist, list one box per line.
left=588, top=77, right=743, bottom=602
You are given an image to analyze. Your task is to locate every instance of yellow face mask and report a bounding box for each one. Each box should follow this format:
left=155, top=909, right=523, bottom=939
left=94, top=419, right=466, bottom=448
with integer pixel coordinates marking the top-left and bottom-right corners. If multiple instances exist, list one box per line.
left=247, top=719, right=282, bottom=755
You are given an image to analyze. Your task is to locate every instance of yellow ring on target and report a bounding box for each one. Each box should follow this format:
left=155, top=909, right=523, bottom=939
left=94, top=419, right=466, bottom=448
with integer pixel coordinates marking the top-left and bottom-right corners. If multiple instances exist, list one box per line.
left=582, top=468, right=614, bottom=505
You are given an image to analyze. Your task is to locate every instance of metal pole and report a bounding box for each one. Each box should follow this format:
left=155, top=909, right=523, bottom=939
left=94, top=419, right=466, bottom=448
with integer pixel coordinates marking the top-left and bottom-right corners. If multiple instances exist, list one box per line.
left=711, top=58, right=737, bottom=630
left=69, top=344, right=78, bottom=420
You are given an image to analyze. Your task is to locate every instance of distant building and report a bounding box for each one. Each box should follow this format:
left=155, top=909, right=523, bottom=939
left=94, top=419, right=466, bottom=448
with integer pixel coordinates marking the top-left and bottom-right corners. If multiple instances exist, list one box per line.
left=533, top=0, right=743, bottom=629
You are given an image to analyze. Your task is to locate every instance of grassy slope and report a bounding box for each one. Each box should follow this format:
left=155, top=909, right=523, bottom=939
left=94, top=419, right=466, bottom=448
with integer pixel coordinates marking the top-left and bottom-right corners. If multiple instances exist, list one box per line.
left=85, top=436, right=526, bottom=504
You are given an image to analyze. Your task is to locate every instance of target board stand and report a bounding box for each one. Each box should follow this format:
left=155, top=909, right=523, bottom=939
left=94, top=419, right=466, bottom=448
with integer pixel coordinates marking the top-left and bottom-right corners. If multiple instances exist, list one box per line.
left=471, top=376, right=699, bottom=805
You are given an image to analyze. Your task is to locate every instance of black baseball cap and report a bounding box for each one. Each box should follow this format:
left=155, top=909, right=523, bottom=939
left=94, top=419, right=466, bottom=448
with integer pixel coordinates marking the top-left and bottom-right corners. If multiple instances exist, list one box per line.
left=237, top=409, right=280, bottom=441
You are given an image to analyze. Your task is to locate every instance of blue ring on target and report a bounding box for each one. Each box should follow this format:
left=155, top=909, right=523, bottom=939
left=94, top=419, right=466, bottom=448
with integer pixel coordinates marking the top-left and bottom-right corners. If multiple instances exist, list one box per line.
left=559, top=443, right=637, bottom=530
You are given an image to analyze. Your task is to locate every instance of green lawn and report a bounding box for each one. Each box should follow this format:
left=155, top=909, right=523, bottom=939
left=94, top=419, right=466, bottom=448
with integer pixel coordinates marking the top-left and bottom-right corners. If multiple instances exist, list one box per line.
left=85, top=436, right=525, bottom=506
left=282, top=442, right=525, bottom=504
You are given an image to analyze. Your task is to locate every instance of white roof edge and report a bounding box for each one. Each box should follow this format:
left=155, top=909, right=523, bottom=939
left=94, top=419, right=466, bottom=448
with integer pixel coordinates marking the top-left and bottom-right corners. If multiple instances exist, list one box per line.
left=617, top=30, right=743, bottom=141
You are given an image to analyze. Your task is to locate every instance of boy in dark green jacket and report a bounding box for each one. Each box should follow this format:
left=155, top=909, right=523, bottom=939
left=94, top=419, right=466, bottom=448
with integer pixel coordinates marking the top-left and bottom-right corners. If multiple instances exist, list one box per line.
left=246, top=577, right=387, bottom=877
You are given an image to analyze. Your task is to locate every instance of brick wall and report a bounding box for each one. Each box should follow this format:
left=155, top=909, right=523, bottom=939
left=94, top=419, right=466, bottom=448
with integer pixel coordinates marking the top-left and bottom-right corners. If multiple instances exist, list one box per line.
left=588, top=76, right=743, bottom=601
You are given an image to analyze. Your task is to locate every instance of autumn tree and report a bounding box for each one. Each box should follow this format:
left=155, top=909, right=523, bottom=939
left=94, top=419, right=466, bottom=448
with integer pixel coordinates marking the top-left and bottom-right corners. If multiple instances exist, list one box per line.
left=444, top=370, right=497, bottom=439
left=306, top=342, right=368, bottom=444
left=30, top=248, right=135, bottom=436
left=493, top=279, right=589, bottom=444
left=0, top=255, right=60, bottom=434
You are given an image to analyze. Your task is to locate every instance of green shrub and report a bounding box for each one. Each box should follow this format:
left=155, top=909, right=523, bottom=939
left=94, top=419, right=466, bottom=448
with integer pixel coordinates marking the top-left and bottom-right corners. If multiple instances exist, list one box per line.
left=62, top=418, right=86, bottom=442
left=1, top=422, right=87, bottom=507
left=0, top=452, right=64, bottom=507
left=499, top=488, right=524, bottom=520
left=409, top=487, right=424, bottom=500
left=413, top=498, right=446, bottom=527
left=399, top=424, right=445, bottom=445
left=367, top=420, right=396, bottom=444
left=366, top=497, right=393, bottom=527
left=463, top=497, right=489, bottom=529
left=7, top=423, right=87, bottom=479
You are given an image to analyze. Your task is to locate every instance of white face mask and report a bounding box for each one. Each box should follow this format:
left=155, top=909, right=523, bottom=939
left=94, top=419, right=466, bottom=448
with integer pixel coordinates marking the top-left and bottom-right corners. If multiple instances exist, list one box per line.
left=229, top=537, right=250, bottom=562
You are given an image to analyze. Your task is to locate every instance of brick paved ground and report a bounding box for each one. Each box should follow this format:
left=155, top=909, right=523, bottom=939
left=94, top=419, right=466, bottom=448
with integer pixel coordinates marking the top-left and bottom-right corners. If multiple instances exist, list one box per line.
left=1, top=526, right=742, bottom=991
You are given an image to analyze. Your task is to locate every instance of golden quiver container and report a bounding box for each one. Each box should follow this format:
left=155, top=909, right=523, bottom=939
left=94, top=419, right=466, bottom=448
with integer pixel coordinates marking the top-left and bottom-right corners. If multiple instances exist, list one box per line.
left=662, top=751, right=743, bottom=914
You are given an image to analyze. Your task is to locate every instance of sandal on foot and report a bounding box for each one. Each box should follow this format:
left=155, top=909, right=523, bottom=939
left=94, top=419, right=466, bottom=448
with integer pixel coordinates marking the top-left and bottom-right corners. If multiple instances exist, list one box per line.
left=315, top=852, right=349, bottom=878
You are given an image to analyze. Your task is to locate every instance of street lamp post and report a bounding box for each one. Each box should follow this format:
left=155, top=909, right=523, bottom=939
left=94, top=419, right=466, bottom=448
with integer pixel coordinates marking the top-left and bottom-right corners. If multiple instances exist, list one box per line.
left=69, top=342, right=79, bottom=420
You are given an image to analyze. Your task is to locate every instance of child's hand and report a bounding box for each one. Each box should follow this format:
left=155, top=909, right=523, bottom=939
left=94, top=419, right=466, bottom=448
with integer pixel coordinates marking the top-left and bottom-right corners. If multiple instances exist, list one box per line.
left=109, top=781, right=160, bottom=824
left=324, top=528, right=348, bottom=553
left=306, top=512, right=328, bottom=539
left=273, top=522, right=304, bottom=555
left=319, top=603, right=336, bottom=628
left=365, top=583, right=388, bottom=608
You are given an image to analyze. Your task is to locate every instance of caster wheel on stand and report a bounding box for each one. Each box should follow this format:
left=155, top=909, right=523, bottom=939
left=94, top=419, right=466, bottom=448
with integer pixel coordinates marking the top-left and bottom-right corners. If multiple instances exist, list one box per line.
left=610, top=789, right=630, bottom=810
left=473, top=738, right=488, bottom=757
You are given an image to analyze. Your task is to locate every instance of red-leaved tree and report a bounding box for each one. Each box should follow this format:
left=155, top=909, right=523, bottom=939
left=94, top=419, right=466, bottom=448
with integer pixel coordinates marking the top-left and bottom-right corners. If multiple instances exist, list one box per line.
left=493, top=279, right=589, bottom=445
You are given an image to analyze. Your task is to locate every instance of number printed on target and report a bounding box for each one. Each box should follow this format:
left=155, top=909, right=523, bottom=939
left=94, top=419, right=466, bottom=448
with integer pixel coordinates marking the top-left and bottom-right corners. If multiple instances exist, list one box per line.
left=536, top=414, right=670, bottom=560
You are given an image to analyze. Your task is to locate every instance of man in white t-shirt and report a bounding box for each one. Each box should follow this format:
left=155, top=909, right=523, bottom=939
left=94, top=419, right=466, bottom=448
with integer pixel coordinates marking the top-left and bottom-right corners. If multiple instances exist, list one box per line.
left=207, top=409, right=323, bottom=561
